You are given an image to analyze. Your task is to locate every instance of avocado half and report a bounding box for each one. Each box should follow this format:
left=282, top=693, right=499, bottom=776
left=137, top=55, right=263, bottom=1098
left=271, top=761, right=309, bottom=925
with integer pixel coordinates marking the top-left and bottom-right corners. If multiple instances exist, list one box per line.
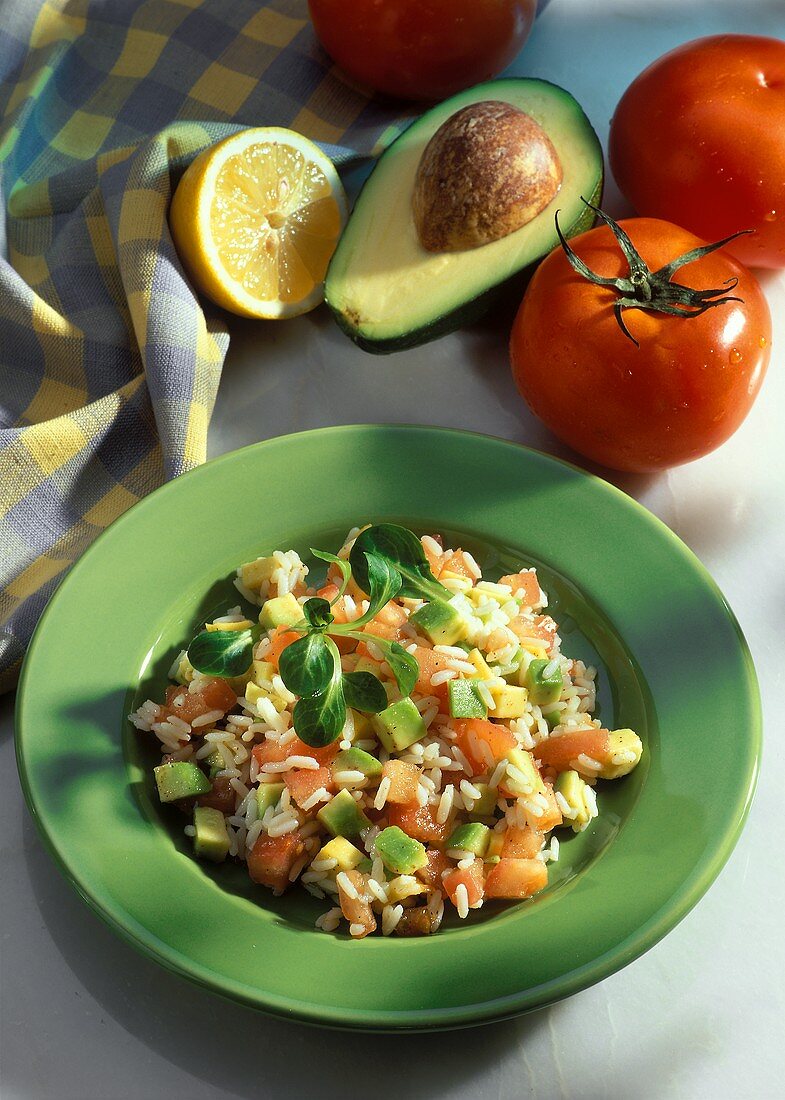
left=325, top=79, right=603, bottom=354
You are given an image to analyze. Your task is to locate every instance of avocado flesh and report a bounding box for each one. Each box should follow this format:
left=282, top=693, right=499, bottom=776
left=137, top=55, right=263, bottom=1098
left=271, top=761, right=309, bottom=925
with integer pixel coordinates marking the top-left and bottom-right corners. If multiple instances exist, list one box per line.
left=326, top=78, right=603, bottom=353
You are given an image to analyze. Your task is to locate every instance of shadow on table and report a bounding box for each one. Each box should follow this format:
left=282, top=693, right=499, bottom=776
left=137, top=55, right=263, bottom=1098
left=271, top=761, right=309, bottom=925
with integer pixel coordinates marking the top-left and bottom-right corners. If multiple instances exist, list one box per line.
left=19, top=809, right=551, bottom=1100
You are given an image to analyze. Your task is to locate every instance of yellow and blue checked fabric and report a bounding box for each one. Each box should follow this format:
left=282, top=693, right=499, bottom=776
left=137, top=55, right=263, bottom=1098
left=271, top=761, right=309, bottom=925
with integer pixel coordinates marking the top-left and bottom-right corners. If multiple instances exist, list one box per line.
left=0, top=0, right=410, bottom=691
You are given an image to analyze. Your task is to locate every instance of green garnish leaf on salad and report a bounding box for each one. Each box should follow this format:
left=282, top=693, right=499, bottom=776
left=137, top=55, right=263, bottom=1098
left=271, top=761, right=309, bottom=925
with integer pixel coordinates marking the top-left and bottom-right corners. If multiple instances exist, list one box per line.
left=331, top=550, right=401, bottom=632
left=278, top=632, right=335, bottom=697
left=350, top=523, right=449, bottom=603
left=309, top=547, right=351, bottom=600
left=302, top=596, right=334, bottom=631
left=341, top=671, right=389, bottom=714
left=290, top=637, right=347, bottom=747
left=342, top=629, right=419, bottom=699
left=186, top=526, right=422, bottom=746
left=186, top=628, right=254, bottom=679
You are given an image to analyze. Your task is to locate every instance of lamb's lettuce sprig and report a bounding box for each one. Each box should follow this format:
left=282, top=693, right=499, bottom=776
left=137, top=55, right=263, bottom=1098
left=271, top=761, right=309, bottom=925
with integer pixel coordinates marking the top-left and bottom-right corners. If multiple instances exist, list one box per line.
left=185, top=532, right=424, bottom=748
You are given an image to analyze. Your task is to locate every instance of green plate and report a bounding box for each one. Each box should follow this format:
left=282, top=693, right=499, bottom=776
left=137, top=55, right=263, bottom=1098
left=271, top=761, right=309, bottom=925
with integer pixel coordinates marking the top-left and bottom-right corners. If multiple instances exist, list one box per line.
left=15, top=426, right=760, bottom=1030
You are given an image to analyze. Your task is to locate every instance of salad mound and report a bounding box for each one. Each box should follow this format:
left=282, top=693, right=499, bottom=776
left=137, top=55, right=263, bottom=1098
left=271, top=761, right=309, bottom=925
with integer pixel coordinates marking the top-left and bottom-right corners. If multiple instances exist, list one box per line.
left=130, top=523, right=642, bottom=938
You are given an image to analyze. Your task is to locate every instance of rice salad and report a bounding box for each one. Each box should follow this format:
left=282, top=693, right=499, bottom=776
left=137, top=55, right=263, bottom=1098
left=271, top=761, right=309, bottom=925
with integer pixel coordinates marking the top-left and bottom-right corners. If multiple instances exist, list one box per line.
left=130, top=523, right=642, bottom=939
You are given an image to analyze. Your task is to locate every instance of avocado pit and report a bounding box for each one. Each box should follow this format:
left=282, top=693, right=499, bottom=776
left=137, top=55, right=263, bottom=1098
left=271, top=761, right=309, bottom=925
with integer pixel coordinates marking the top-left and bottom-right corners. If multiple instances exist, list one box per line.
left=413, top=100, right=563, bottom=253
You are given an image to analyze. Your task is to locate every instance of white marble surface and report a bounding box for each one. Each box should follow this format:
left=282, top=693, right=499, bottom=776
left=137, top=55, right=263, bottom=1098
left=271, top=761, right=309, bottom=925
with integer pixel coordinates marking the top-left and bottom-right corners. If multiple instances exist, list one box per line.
left=3, top=0, right=785, bottom=1096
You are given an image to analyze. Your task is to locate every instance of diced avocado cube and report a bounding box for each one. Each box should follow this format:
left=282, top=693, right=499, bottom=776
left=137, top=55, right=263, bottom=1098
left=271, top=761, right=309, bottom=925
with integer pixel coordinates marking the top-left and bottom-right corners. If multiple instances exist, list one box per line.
left=597, top=728, right=643, bottom=779
left=466, top=648, right=494, bottom=680
left=315, top=836, right=366, bottom=872
left=410, top=600, right=468, bottom=645
left=555, top=769, right=593, bottom=833
left=543, top=708, right=562, bottom=730
left=317, top=788, right=372, bottom=838
left=485, top=830, right=505, bottom=862
left=470, top=782, right=497, bottom=816
left=353, top=657, right=381, bottom=677
left=371, top=697, right=426, bottom=753
left=256, top=781, right=285, bottom=816
left=245, top=680, right=286, bottom=714
left=526, top=658, right=563, bottom=705
left=154, top=761, right=211, bottom=803
left=489, top=684, right=529, bottom=719
left=448, top=678, right=488, bottom=719
left=446, top=821, right=491, bottom=857
left=206, top=618, right=253, bottom=633
left=504, top=747, right=546, bottom=797
left=348, top=708, right=373, bottom=738
left=374, top=826, right=428, bottom=875
left=259, top=592, right=303, bottom=630
left=332, top=748, right=383, bottom=778
left=252, top=659, right=275, bottom=686
left=202, top=747, right=226, bottom=779
left=193, top=806, right=230, bottom=862
left=240, top=555, right=276, bottom=592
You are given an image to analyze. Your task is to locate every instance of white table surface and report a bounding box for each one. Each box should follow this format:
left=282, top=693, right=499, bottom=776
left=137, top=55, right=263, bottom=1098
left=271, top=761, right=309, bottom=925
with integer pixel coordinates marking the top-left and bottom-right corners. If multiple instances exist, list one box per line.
left=3, top=1, right=785, bottom=1096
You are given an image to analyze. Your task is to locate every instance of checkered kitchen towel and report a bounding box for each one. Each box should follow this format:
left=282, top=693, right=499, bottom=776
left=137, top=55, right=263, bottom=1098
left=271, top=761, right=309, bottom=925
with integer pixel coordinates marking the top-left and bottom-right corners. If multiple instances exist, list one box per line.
left=0, top=0, right=416, bottom=691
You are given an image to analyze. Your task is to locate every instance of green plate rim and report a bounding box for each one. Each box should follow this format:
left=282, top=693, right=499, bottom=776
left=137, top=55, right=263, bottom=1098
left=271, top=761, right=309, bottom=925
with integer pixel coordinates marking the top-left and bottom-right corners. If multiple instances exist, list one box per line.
left=15, top=424, right=761, bottom=1030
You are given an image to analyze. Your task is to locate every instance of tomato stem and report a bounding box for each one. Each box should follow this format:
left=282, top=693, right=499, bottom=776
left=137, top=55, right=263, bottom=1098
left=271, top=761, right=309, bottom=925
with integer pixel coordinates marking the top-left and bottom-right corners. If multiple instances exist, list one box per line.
left=555, top=199, right=752, bottom=346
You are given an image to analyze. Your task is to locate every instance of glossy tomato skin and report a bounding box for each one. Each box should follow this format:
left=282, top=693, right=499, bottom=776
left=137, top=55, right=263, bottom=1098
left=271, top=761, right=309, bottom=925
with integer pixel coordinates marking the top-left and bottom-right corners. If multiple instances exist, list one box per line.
left=509, top=219, right=771, bottom=473
left=609, top=35, right=785, bottom=269
left=307, top=0, right=536, bottom=102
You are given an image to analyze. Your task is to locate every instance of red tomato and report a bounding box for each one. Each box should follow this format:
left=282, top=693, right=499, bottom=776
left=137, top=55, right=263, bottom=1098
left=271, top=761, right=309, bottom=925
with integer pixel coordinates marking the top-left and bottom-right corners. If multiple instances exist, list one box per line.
left=307, top=0, right=536, bottom=102
left=609, top=35, right=785, bottom=269
left=510, top=218, right=771, bottom=472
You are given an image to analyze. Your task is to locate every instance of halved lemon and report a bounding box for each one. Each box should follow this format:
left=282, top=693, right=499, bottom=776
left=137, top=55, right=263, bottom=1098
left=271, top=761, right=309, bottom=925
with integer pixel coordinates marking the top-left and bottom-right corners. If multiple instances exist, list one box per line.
left=169, top=128, right=348, bottom=319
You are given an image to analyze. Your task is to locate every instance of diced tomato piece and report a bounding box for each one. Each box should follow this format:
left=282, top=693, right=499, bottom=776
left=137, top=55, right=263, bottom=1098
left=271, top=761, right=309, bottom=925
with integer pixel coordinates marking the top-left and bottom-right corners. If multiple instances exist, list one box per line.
left=247, top=831, right=305, bottom=893
left=485, top=858, right=548, bottom=900
left=443, top=859, right=484, bottom=908
left=252, top=740, right=287, bottom=768
left=532, top=615, right=558, bottom=639
left=362, top=619, right=398, bottom=643
left=252, top=735, right=338, bottom=770
left=536, top=729, right=610, bottom=773
left=507, top=614, right=559, bottom=655
left=160, top=678, right=237, bottom=725
left=197, top=776, right=236, bottom=815
left=485, top=628, right=513, bottom=653
left=284, top=766, right=334, bottom=808
left=440, top=550, right=475, bottom=580
left=387, top=802, right=451, bottom=845
left=381, top=759, right=421, bottom=804
left=416, top=847, right=453, bottom=889
left=525, top=781, right=563, bottom=832
left=317, top=582, right=342, bottom=607
left=411, top=645, right=451, bottom=708
left=362, top=601, right=407, bottom=644
left=337, top=869, right=376, bottom=937
left=268, top=628, right=301, bottom=670
left=373, top=600, right=408, bottom=630
left=501, top=824, right=543, bottom=860
left=455, top=718, right=517, bottom=776
left=498, top=570, right=542, bottom=606
left=200, top=678, right=239, bottom=712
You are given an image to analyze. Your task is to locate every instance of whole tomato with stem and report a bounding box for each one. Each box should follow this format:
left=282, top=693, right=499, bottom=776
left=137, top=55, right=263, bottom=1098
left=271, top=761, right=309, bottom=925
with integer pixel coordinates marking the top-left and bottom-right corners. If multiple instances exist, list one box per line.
left=609, top=35, right=785, bottom=269
left=307, top=0, right=537, bottom=102
left=509, top=208, right=771, bottom=473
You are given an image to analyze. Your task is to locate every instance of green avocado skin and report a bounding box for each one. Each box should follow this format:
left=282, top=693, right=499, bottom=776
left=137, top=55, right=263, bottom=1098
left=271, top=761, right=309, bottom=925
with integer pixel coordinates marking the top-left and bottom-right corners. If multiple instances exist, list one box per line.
left=326, top=80, right=604, bottom=355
